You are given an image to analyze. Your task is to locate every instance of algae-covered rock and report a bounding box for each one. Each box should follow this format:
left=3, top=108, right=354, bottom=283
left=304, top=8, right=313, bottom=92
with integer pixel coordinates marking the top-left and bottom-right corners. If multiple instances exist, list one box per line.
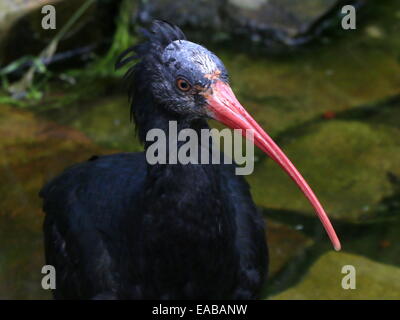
left=213, top=0, right=400, bottom=137
left=271, top=251, right=400, bottom=299
left=0, top=104, right=94, bottom=165
left=44, top=95, right=142, bottom=152
left=248, top=120, right=400, bottom=223
left=218, top=41, right=400, bottom=138
left=0, top=104, right=110, bottom=299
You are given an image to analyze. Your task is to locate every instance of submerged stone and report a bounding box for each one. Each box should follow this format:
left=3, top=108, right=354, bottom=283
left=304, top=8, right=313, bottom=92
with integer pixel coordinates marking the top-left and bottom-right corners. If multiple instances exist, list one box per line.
left=266, top=219, right=313, bottom=277
left=271, top=251, right=400, bottom=299
left=248, top=120, right=400, bottom=223
left=44, top=95, right=142, bottom=152
left=0, top=104, right=109, bottom=299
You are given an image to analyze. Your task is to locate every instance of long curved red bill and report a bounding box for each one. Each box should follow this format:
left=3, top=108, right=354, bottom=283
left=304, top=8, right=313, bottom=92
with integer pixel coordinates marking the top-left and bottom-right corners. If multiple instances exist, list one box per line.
left=205, top=80, right=341, bottom=251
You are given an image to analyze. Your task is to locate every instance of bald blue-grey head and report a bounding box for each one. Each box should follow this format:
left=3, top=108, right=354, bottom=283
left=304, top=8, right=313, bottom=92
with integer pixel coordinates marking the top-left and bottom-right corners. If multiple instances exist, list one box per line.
left=116, top=21, right=230, bottom=119
left=162, top=40, right=228, bottom=88
left=138, top=39, right=230, bottom=118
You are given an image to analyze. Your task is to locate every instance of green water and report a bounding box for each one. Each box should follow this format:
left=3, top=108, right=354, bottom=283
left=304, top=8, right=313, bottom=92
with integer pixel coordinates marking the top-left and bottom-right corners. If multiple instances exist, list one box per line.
left=0, top=0, right=400, bottom=299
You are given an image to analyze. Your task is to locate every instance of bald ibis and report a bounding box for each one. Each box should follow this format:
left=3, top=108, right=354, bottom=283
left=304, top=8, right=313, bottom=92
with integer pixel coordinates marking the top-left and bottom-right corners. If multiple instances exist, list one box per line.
left=40, top=21, right=340, bottom=300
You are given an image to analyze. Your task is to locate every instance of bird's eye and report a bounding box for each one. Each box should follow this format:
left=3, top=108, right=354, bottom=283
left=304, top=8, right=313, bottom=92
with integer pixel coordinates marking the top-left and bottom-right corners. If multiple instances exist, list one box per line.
left=176, top=78, right=192, bottom=92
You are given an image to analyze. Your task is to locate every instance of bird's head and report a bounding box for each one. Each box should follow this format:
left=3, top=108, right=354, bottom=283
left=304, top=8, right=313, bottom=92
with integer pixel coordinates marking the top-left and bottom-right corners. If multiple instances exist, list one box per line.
left=146, top=37, right=230, bottom=119
left=116, top=21, right=341, bottom=251
left=116, top=21, right=231, bottom=120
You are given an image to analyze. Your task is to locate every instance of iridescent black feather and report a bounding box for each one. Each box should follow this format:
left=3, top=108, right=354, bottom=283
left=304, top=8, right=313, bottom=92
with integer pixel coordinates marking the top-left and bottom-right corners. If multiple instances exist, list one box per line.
left=115, top=20, right=186, bottom=70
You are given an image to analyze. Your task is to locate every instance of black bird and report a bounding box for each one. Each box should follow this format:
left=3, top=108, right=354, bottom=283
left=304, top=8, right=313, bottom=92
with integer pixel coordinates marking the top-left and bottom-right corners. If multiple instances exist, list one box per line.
left=40, top=21, right=340, bottom=300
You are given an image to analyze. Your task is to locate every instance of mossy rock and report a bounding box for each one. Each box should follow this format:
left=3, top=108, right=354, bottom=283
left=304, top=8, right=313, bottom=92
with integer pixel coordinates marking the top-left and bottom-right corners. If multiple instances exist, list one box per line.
left=219, top=44, right=400, bottom=138
left=0, top=104, right=111, bottom=299
left=248, top=120, right=400, bottom=223
left=0, top=104, right=96, bottom=166
left=271, top=251, right=400, bottom=299
left=43, top=95, right=142, bottom=153
left=215, top=0, right=400, bottom=137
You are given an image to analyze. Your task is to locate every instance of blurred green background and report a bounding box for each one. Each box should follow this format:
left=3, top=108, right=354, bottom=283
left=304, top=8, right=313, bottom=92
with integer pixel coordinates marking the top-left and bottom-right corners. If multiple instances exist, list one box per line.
left=0, top=0, right=399, bottom=299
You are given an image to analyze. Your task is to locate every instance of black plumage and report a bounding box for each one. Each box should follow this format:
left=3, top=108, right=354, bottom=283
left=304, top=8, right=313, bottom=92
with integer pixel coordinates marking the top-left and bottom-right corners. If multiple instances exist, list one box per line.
left=40, top=21, right=268, bottom=299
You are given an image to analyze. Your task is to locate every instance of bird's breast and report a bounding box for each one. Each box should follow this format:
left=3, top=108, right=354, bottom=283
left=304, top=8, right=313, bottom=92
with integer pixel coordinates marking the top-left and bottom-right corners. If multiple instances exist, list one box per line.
left=130, top=163, right=239, bottom=298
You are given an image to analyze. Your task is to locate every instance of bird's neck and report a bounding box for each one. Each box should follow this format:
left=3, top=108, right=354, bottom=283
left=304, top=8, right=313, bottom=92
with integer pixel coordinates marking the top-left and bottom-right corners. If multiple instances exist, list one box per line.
left=142, top=111, right=210, bottom=149
left=131, top=89, right=208, bottom=146
left=133, top=97, right=220, bottom=189
left=143, top=109, right=214, bottom=168
left=137, top=101, right=223, bottom=204
left=135, top=102, right=235, bottom=262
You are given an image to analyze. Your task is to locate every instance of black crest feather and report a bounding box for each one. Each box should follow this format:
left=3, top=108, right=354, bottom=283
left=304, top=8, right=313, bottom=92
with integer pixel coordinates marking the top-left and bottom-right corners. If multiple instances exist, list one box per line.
left=115, top=20, right=186, bottom=70
left=115, top=21, right=187, bottom=142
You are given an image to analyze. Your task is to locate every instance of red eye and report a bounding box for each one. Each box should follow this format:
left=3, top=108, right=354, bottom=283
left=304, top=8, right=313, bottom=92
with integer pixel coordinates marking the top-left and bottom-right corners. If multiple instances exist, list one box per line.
left=176, top=78, right=191, bottom=92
